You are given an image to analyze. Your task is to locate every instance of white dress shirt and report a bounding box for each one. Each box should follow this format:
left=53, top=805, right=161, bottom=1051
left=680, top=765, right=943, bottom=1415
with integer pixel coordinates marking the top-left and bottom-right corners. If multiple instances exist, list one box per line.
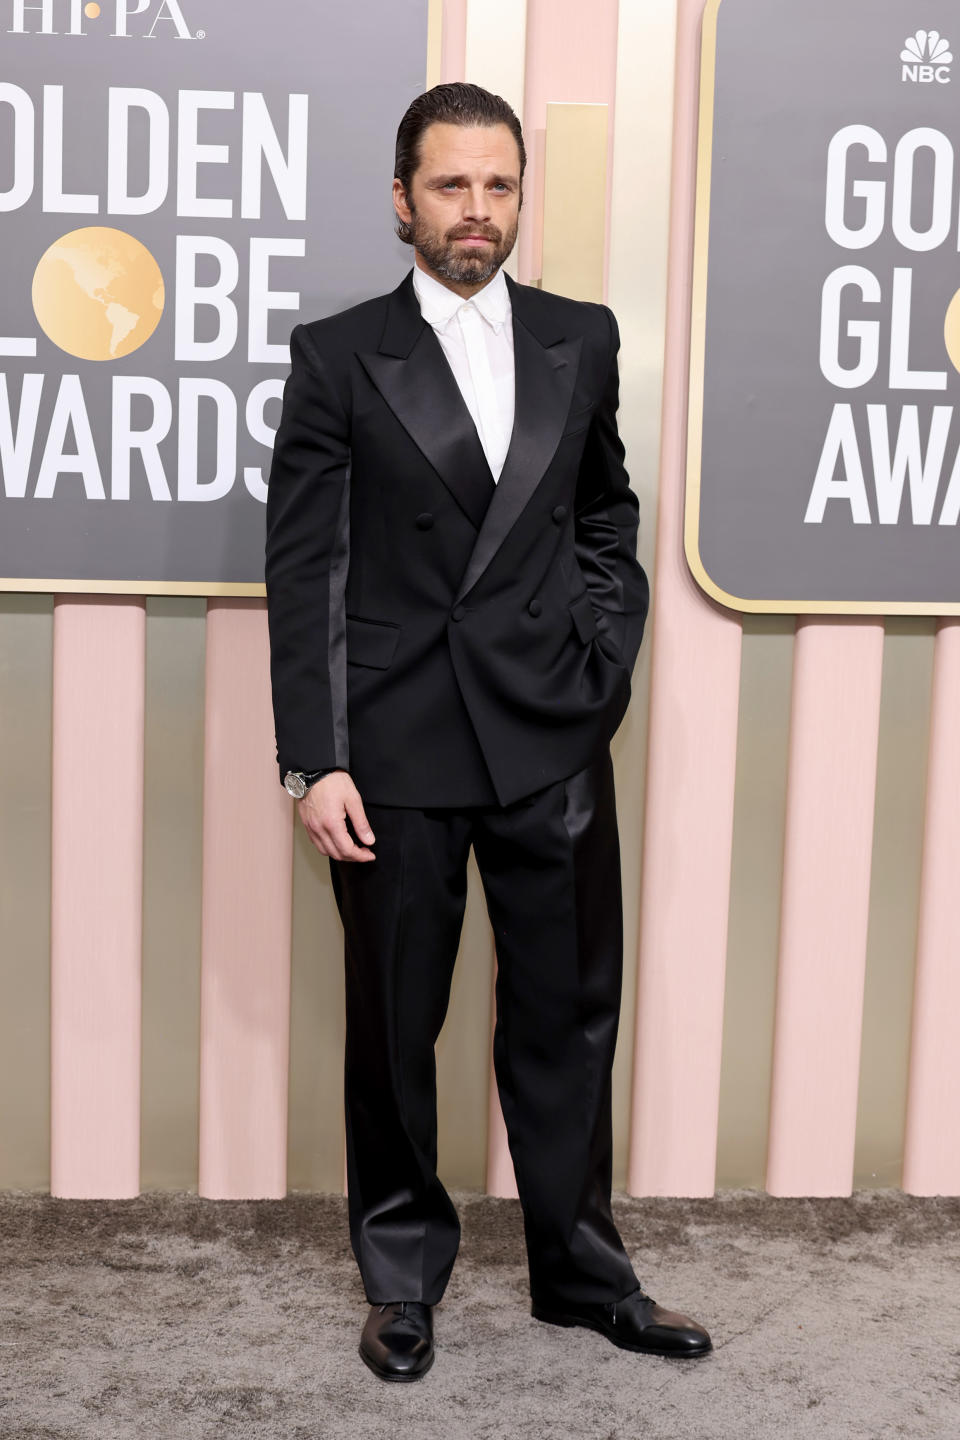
left=411, top=261, right=515, bottom=482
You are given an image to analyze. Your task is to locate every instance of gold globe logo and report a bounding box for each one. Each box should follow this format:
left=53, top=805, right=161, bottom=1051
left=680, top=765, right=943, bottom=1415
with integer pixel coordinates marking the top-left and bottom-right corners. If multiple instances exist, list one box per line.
left=32, top=226, right=164, bottom=362
left=945, top=288, right=960, bottom=376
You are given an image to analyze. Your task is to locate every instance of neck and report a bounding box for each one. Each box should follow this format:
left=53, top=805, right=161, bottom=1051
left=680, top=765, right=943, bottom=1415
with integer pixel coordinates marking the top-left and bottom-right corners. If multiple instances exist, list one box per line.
left=413, top=251, right=501, bottom=301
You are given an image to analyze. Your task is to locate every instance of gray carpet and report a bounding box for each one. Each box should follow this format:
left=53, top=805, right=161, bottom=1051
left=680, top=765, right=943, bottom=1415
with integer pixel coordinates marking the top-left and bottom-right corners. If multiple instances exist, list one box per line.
left=0, top=1189, right=957, bottom=1439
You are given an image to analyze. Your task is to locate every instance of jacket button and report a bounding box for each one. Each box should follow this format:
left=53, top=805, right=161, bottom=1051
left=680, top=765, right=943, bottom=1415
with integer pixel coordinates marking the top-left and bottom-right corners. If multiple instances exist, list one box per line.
left=451, top=604, right=465, bottom=622
left=416, top=512, right=434, bottom=530
left=551, top=505, right=567, bottom=523
left=528, top=598, right=542, bottom=617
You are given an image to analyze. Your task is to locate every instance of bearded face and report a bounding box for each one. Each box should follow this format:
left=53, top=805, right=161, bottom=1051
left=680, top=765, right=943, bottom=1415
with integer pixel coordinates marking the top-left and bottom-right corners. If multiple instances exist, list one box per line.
left=406, top=206, right=519, bottom=287
left=394, top=121, right=523, bottom=293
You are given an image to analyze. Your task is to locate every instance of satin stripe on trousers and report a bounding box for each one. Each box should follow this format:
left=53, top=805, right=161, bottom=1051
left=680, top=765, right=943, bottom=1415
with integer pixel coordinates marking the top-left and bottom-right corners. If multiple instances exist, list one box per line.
left=329, top=744, right=640, bottom=1307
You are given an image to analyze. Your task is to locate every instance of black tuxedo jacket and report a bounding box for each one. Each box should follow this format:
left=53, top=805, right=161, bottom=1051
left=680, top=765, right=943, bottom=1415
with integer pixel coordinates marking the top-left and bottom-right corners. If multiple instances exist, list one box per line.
left=264, top=269, right=650, bottom=808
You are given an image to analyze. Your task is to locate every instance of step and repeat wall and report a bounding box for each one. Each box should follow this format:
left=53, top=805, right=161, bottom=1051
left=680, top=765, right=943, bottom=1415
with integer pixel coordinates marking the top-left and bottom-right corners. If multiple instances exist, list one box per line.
left=0, top=0, right=957, bottom=1199
left=1, top=0, right=412, bottom=589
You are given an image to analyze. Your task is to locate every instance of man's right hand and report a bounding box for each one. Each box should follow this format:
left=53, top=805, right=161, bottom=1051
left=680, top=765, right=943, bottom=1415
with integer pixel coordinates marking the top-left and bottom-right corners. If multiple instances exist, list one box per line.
left=297, top=770, right=376, bottom=862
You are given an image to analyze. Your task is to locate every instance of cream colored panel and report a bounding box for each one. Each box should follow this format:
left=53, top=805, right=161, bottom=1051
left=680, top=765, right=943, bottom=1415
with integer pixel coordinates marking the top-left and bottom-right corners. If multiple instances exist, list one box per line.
left=287, top=827, right=347, bottom=1194
left=140, top=598, right=206, bottom=1190
left=854, top=620, right=936, bottom=1187
left=607, top=0, right=679, bottom=1188
left=716, top=617, right=794, bottom=1187
left=542, top=104, right=608, bottom=304
left=608, top=0, right=677, bottom=574
left=464, top=0, right=527, bottom=281
left=0, top=596, right=53, bottom=1190
left=437, top=854, right=496, bottom=1189
left=465, top=0, right=526, bottom=116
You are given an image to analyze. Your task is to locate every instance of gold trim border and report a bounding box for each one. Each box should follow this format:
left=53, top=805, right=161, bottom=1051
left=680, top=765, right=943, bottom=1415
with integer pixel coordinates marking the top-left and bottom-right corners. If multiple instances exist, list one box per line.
left=0, top=0, right=442, bottom=604
left=0, top=578, right=265, bottom=596
left=683, top=0, right=960, bottom=617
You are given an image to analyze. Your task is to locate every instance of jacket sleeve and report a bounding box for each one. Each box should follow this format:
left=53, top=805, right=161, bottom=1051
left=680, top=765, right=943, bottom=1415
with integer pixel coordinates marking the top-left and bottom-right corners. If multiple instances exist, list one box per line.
left=264, top=322, right=351, bottom=781
left=572, top=305, right=650, bottom=678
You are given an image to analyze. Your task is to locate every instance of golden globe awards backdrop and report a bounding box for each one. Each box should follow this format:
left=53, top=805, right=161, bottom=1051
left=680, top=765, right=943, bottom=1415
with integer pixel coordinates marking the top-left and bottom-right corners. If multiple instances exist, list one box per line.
left=686, top=0, right=960, bottom=613
left=0, top=0, right=427, bottom=593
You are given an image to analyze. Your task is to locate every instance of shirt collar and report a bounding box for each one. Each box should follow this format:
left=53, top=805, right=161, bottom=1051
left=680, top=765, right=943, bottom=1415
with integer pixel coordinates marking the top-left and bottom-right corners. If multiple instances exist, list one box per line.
left=412, top=262, right=511, bottom=335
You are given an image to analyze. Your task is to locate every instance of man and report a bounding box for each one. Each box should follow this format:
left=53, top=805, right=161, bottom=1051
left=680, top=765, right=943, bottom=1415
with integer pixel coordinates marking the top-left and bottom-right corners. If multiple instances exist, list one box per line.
left=265, top=82, right=711, bottom=1381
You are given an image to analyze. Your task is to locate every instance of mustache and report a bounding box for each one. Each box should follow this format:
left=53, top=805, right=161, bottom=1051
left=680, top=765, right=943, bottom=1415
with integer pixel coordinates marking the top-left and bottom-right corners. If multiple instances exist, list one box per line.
left=446, top=224, right=502, bottom=243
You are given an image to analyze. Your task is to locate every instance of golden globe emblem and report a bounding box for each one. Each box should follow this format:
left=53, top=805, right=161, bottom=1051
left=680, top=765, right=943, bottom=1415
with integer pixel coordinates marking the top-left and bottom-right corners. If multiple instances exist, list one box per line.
left=946, top=288, right=960, bottom=376
left=32, top=226, right=164, bottom=362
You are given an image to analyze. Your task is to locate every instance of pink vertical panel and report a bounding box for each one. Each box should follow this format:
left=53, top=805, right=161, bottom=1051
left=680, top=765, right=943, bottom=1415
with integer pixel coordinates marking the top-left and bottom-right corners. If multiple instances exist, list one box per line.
left=198, top=600, right=293, bottom=1199
left=627, top=0, right=742, bottom=1199
left=766, top=619, right=884, bottom=1197
left=50, top=597, right=145, bottom=1199
left=903, top=619, right=960, bottom=1196
left=483, top=0, right=620, bottom=1195
left=519, top=0, right=620, bottom=288
left=441, top=0, right=467, bottom=84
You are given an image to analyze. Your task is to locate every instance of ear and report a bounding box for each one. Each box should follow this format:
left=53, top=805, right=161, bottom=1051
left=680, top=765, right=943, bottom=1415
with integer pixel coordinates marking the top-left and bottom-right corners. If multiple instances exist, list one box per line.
left=392, top=177, right=411, bottom=227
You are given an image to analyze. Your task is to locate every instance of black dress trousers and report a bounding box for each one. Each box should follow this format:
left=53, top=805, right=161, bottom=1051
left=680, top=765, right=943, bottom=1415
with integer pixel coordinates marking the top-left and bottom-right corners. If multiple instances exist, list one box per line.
left=328, top=744, right=641, bottom=1309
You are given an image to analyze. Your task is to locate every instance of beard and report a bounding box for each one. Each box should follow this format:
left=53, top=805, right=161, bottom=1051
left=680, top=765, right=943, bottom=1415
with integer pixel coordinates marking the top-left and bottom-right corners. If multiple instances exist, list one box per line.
left=407, top=205, right=519, bottom=286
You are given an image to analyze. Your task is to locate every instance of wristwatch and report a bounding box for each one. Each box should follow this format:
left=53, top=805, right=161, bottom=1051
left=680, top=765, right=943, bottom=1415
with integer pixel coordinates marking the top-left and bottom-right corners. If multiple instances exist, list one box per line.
left=283, top=768, right=335, bottom=799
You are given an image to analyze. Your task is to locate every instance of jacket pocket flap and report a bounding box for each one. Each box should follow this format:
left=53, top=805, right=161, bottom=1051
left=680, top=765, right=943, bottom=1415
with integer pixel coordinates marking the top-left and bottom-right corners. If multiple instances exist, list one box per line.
left=568, top=593, right=598, bottom=645
left=346, top=614, right=400, bottom=669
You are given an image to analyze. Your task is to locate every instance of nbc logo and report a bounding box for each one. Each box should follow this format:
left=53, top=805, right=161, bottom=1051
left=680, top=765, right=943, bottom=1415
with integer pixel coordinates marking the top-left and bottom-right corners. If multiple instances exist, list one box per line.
left=900, top=29, right=953, bottom=83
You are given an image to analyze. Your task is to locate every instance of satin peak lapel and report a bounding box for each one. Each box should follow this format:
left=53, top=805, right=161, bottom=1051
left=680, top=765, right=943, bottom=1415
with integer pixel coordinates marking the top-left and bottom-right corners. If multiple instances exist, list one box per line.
left=358, top=273, right=495, bottom=531
left=454, top=313, right=581, bottom=606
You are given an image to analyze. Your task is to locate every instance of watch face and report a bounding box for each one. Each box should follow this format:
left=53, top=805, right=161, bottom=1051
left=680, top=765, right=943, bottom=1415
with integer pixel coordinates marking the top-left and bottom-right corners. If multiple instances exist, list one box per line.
left=284, top=772, right=307, bottom=800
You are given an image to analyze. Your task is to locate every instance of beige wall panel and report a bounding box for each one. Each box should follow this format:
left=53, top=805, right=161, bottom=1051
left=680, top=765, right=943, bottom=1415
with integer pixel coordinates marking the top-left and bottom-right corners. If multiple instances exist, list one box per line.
left=464, top=0, right=526, bottom=281
left=0, top=596, right=53, bottom=1190
left=542, top=104, right=608, bottom=304
left=287, top=827, right=346, bottom=1194
left=437, top=854, right=496, bottom=1189
left=854, top=620, right=936, bottom=1188
left=140, top=598, right=206, bottom=1190
left=465, top=0, right=526, bottom=115
left=607, top=0, right=679, bottom=1184
left=716, top=618, right=794, bottom=1187
left=608, top=0, right=678, bottom=567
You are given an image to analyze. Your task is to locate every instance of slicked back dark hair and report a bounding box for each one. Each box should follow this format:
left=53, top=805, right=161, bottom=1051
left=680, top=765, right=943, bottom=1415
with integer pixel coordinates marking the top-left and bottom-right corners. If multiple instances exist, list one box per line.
left=394, top=82, right=526, bottom=244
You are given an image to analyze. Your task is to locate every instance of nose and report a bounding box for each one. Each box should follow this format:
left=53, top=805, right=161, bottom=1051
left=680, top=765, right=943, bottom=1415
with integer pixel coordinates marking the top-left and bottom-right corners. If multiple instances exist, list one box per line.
left=462, top=185, right=491, bottom=223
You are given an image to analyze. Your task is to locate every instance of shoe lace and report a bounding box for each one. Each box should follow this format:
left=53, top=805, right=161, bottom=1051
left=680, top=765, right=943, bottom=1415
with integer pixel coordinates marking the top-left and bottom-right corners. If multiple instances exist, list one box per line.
left=378, top=1301, right=419, bottom=1327
left=607, top=1287, right=653, bottom=1325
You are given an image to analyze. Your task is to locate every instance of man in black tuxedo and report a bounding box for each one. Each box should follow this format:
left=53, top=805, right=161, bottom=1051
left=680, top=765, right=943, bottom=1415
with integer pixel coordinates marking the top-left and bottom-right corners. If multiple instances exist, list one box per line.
left=265, top=82, right=710, bottom=1381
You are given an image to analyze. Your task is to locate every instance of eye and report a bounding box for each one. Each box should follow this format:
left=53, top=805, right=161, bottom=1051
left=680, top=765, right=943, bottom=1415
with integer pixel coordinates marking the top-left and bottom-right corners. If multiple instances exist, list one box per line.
left=442, top=181, right=459, bottom=191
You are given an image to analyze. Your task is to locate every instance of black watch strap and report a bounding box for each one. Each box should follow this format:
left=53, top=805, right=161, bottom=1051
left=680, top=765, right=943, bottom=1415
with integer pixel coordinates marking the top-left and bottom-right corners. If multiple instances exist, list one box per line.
left=301, top=768, right=335, bottom=786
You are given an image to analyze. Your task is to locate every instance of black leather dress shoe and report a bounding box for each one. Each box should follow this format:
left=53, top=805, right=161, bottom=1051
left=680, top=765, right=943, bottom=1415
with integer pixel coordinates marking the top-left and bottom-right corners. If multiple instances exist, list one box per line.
left=359, top=1301, right=434, bottom=1381
left=532, top=1286, right=711, bottom=1357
